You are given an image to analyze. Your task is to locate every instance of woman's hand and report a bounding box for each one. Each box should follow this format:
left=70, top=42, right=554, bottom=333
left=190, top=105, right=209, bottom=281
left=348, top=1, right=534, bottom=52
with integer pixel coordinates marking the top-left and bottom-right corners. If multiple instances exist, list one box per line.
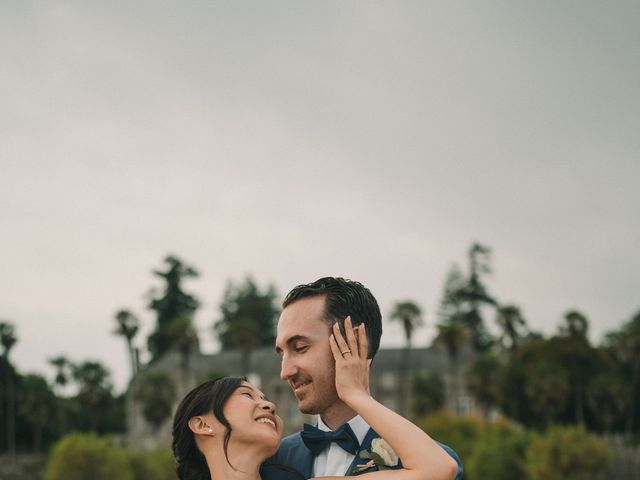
left=329, top=316, right=371, bottom=405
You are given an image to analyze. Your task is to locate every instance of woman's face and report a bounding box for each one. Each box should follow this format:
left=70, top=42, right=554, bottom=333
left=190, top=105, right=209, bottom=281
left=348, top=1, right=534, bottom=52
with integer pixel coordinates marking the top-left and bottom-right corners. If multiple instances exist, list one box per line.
left=215, top=381, right=283, bottom=453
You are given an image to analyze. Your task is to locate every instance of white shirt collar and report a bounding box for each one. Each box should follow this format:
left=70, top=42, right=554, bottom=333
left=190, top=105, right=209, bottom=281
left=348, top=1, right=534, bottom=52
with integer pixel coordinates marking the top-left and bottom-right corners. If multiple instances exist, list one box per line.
left=316, top=414, right=370, bottom=445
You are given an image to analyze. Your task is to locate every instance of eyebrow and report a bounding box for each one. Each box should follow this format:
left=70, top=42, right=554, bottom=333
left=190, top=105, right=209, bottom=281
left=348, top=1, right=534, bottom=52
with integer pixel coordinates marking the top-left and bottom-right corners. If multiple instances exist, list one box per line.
left=275, top=335, right=310, bottom=354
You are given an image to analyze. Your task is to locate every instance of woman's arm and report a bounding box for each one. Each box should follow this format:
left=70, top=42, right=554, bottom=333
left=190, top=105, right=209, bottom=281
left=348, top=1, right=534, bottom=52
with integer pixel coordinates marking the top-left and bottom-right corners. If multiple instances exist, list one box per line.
left=317, top=317, right=458, bottom=480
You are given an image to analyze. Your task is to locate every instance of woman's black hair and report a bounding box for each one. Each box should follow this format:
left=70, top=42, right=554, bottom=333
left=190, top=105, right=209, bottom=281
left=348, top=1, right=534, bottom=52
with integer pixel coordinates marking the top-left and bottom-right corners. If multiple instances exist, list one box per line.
left=172, top=376, right=245, bottom=480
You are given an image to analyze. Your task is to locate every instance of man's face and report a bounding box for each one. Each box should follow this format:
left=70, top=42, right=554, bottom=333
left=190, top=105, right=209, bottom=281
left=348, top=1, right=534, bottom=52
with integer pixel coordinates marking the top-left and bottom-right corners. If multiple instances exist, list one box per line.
left=275, top=295, right=339, bottom=415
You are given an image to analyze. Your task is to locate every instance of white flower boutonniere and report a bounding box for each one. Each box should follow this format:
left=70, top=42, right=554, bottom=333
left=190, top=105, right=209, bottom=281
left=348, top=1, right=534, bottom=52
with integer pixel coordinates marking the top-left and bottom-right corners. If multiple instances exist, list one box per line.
left=351, top=438, right=399, bottom=474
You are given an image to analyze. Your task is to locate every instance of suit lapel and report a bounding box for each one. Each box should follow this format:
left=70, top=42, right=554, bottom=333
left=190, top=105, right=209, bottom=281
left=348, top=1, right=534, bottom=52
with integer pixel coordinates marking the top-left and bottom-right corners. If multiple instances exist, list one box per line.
left=344, top=428, right=379, bottom=476
left=289, top=434, right=314, bottom=479
left=262, top=433, right=314, bottom=480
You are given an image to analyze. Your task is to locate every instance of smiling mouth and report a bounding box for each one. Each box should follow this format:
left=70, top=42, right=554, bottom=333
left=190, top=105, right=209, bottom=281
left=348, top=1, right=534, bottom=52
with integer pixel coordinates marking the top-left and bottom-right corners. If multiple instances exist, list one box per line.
left=292, top=381, right=311, bottom=394
left=256, top=418, right=276, bottom=428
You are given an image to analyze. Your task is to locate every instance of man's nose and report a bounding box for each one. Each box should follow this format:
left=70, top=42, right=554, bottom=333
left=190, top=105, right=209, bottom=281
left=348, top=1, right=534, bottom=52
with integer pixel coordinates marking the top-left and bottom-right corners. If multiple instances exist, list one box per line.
left=280, top=356, right=297, bottom=381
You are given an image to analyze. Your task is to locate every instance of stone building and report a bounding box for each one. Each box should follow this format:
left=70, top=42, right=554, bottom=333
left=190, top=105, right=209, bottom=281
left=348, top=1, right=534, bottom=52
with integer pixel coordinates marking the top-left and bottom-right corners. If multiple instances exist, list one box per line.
left=127, top=344, right=475, bottom=449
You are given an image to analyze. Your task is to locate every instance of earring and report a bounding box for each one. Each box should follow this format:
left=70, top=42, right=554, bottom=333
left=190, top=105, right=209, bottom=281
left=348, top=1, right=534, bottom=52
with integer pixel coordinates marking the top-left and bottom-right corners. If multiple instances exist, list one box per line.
left=208, top=427, right=213, bottom=433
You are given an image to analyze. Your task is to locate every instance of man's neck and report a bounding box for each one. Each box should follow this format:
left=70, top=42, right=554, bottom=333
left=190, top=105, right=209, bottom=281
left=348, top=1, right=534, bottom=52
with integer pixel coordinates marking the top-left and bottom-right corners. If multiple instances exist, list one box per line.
left=319, top=402, right=358, bottom=430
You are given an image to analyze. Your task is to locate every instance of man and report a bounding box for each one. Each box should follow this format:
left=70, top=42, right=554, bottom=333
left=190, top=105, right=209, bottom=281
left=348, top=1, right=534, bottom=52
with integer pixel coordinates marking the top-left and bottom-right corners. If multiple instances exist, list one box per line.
left=261, top=277, right=463, bottom=479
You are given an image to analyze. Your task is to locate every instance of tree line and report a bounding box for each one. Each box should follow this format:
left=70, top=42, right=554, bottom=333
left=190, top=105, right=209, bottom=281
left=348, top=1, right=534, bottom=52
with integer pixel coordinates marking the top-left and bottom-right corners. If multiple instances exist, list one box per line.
left=418, top=243, right=639, bottom=439
left=0, top=254, right=279, bottom=454
left=1, top=246, right=638, bottom=455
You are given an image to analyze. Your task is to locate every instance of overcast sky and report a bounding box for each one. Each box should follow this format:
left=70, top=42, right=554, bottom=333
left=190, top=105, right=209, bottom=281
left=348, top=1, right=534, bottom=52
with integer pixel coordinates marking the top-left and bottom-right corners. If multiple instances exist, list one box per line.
left=2, top=1, right=639, bottom=393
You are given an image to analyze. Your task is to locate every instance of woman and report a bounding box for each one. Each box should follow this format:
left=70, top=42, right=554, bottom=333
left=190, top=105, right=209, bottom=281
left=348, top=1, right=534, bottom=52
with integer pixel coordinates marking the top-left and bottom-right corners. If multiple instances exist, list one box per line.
left=172, top=320, right=458, bottom=480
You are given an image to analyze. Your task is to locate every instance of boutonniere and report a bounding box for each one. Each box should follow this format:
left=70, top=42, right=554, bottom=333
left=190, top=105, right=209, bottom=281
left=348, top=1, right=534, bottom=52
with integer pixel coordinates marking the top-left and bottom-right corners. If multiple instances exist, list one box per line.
left=351, top=438, right=399, bottom=474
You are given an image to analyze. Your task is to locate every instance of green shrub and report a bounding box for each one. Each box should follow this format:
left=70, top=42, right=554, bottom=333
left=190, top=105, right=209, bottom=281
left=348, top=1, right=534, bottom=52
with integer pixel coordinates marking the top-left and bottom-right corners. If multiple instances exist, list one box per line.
left=418, top=411, right=484, bottom=464
left=525, top=425, right=612, bottom=480
left=45, top=433, right=133, bottom=480
left=466, top=420, right=534, bottom=480
left=129, top=447, right=176, bottom=480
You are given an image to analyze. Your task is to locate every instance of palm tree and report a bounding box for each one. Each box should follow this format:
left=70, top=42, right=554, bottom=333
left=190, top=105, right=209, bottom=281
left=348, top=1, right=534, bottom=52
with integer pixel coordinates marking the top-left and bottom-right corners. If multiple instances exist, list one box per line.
left=72, top=361, right=113, bottom=432
left=558, top=309, right=592, bottom=424
left=48, top=355, right=71, bottom=434
left=1, top=321, right=17, bottom=455
left=435, top=322, right=469, bottom=414
left=390, top=301, right=424, bottom=348
left=389, top=301, right=423, bottom=417
left=18, top=374, right=56, bottom=452
left=560, top=310, right=589, bottom=339
left=113, top=309, right=140, bottom=378
left=609, top=311, right=640, bottom=434
left=495, top=304, right=527, bottom=351
left=49, top=355, right=72, bottom=394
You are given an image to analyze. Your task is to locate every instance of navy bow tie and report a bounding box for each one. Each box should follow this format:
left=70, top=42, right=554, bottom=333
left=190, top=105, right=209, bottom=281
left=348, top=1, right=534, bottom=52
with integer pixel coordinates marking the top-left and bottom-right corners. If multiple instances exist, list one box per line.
left=301, top=423, right=359, bottom=456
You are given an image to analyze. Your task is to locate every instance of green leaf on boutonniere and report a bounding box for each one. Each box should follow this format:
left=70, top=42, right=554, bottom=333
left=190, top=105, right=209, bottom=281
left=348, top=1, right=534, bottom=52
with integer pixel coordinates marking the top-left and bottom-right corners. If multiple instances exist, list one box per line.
left=358, top=450, right=372, bottom=459
left=371, top=452, right=386, bottom=466
left=351, top=459, right=375, bottom=474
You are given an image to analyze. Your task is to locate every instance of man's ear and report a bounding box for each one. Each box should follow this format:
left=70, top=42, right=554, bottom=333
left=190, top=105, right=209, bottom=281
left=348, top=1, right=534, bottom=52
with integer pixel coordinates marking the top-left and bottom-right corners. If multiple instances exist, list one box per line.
left=188, top=416, right=215, bottom=436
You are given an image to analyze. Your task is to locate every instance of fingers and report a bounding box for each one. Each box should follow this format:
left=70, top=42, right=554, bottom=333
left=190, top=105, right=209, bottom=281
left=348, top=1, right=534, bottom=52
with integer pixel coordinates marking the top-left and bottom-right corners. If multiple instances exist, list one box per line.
left=329, top=332, right=342, bottom=361
left=358, top=323, right=368, bottom=359
left=332, top=321, right=351, bottom=357
left=332, top=317, right=368, bottom=360
left=343, top=316, right=359, bottom=356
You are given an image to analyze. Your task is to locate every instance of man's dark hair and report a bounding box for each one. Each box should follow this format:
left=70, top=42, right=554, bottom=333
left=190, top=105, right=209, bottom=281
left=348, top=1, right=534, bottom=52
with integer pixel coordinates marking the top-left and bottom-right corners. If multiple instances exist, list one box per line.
left=283, top=277, right=382, bottom=360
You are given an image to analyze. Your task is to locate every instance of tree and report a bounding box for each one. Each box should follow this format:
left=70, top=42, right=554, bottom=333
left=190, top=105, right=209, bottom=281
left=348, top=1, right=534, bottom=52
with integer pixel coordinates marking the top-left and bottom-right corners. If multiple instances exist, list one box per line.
left=147, top=255, right=200, bottom=362
left=559, top=309, right=589, bottom=339
left=166, top=316, right=199, bottom=383
left=437, top=243, right=497, bottom=352
left=437, top=265, right=466, bottom=326
left=500, top=337, right=558, bottom=428
left=389, top=300, right=424, bottom=416
left=48, top=355, right=72, bottom=436
left=458, top=243, right=496, bottom=351
left=17, top=374, right=57, bottom=452
left=71, top=361, right=113, bottom=432
left=214, top=276, right=278, bottom=374
left=434, top=322, right=469, bottom=414
left=586, top=370, right=629, bottom=433
left=1, top=321, right=17, bottom=455
left=389, top=301, right=424, bottom=348
left=495, top=304, right=527, bottom=351
left=113, top=309, right=140, bottom=378
left=605, top=310, right=640, bottom=435
left=48, top=355, right=72, bottom=395
left=524, top=359, right=570, bottom=426
left=500, top=334, right=594, bottom=428
left=466, top=351, right=502, bottom=417
left=557, top=310, right=594, bottom=425
left=413, top=372, right=445, bottom=417
left=134, top=371, right=177, bottom=431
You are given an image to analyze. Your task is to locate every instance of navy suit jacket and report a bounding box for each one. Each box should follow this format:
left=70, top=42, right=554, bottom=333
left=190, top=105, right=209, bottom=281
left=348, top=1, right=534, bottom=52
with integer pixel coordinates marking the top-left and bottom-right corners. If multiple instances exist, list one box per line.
left=260, top=427, right=463, bottom=480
